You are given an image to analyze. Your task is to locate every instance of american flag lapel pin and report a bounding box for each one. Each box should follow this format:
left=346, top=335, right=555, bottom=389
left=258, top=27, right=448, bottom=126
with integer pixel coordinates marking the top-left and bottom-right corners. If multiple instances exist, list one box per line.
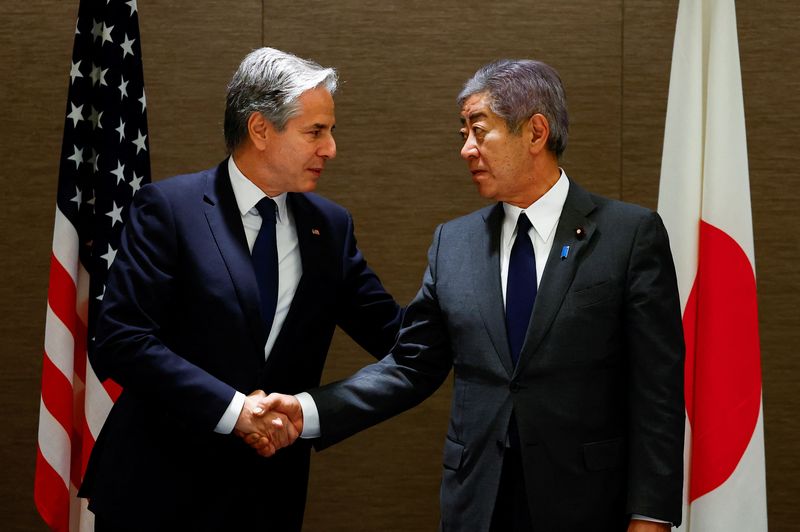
left=311, top=228, right=320, bottom=236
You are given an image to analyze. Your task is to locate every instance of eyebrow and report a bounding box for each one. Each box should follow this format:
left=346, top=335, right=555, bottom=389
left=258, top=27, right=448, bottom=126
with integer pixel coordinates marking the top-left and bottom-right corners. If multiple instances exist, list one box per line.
left=460, top=111, right=488, bottom=125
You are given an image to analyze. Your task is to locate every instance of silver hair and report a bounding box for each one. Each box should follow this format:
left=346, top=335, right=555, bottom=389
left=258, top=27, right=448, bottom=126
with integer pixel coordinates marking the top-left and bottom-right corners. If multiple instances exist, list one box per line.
left=224, top=47, right=338, bottom=153
left=457, top=59, right=569, bottom=158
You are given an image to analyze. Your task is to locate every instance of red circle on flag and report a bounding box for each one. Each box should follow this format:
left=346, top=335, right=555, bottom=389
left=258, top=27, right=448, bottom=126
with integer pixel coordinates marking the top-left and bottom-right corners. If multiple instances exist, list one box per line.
left=683, top=220, right=762, bottom=501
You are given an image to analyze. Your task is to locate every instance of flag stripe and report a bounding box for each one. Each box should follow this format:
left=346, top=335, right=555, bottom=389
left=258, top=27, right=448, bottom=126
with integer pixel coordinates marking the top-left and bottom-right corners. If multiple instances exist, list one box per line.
left=84, top=365, right=115, bottom=440
left=40, top=352, right=75, bottom=436
left=51, top=208, right=80, bottom=285
left=44, top=304, right=77, bottom=384
left=37, top=399, right=72, bottom=489
left=34, top=448, right=70, bottom=532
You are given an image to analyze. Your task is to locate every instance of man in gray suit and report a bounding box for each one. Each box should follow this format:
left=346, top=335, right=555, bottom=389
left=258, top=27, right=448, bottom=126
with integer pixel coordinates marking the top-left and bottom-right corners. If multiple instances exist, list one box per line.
left=252, top=59, right=685, bottom=531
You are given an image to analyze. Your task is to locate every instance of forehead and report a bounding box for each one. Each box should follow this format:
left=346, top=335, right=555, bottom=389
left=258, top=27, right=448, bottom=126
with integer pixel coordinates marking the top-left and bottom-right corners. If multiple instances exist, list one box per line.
left=460, top=92, right=498, bottom=123
left=293, top=87, right=335, bottom=121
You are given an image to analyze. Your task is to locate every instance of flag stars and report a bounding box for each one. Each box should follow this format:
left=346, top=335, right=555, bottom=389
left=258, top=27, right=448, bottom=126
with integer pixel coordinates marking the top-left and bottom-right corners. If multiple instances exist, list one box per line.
left=129, top=172, right=143, bottom=194
left=71, top=186, right=82, bottom=207
left=106, top=201, right=124, bottom=227
left=132, top=130, right=147, bottom=154
left=126, top=0, right=138, bottom=16
left=120, top=34, right=135, bottom=59
left=89, top=106, right=103, bottom=130
left=100, top=244, right=117, bottom=269
left=116, top=119, right=126, bottom=142
left=91, top=19, right=102, bottom=42
left=101, top=22, right=115, bottom=46
left=69, top=60, right=83, bottom=84
left=89, top=63, right=108, bottom=87
left=111, top=160, right=126, bottom=184
left=138, top=90, right=146, bottom=113
left=118, top=76, right=129, bottom=100
left=67, top=102, right=84, bottom=127
left=96, top=285, right=106, bottom=302
left=68, top=145, right=84, bottom=168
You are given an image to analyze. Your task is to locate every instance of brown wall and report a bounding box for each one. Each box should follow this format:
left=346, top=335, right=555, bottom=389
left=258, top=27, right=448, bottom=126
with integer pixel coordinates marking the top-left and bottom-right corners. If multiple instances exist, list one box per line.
left=1, top=1, right=797, bottom=530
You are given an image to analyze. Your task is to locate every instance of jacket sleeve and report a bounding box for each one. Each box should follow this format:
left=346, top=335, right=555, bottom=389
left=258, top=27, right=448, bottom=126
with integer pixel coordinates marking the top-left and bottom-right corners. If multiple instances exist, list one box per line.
left=91, top=184, right=237, bottom=431
left=624, top=210, right=686, bottom=525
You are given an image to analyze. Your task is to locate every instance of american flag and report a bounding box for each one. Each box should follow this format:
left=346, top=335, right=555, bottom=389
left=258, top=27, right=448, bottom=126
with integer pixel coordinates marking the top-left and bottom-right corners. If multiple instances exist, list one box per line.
left=35, top=1, right=150, bottom=530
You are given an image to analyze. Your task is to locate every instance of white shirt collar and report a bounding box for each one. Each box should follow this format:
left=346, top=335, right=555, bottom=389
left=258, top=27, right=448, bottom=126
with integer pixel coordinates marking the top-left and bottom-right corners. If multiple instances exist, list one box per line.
left=502, top=170, right=569, bottom=245
left=227, top=157, right=289, bottom=223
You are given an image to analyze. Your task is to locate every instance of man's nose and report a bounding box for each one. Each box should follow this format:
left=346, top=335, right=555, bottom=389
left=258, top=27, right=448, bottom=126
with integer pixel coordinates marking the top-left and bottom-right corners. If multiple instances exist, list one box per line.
left=460, top=137, right=478, bottom=160
left=320, top=135, right=336, bottom=159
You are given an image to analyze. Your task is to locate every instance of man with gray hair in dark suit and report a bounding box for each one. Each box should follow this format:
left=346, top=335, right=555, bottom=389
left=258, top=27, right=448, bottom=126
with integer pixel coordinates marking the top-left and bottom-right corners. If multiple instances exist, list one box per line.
left=78, top=47, right=402, bottom=531
left=252, top=59, right=685, bottom=532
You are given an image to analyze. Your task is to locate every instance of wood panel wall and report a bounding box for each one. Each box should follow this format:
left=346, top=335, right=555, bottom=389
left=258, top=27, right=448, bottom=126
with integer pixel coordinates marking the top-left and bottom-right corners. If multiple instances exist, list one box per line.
left=1, top=1, right=797, bottom=530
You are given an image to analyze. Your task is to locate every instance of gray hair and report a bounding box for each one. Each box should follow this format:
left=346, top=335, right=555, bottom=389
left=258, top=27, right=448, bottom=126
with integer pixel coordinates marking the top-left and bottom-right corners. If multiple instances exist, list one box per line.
left=457, top=59, right=569, bottom=158
left=224, top=47, right=338, bottom=153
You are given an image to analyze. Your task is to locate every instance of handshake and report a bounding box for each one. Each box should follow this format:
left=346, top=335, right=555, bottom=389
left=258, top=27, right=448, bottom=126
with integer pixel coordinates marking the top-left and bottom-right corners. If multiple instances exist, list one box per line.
left=233, top=390, right=303, bottom=457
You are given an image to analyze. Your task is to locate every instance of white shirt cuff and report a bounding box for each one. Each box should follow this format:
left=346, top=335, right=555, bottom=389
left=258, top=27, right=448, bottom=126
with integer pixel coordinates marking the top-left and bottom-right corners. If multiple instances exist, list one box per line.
left=214, top=391, right=246, bottom=434
left=631, top=514, right=670, bottom=524
left=295, top=392, right=320, bottom=438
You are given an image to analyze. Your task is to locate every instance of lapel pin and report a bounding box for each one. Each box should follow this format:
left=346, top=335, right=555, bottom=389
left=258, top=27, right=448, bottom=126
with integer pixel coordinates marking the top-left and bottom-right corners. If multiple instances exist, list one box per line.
left=575, top=226, right=585, bottom=240
left=561, top=245, right=570, bottom=260
left=311, top=228, right=320, bottom=236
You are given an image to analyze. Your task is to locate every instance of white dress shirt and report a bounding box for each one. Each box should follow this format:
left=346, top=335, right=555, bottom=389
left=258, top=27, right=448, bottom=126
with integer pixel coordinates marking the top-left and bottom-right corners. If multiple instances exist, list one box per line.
left=500, top=170, right=569, bottom=302
left=213, top=157, right=303, bottom=434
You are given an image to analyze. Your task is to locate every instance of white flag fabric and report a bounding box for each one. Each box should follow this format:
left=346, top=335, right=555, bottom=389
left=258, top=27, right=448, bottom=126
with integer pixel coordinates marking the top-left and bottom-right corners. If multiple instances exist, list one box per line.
left=658, top=0, right=768, bottom=530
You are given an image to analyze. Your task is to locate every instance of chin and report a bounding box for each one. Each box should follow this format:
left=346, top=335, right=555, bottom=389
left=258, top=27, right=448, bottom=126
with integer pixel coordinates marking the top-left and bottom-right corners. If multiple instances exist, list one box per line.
left=476, top=184, right=497, bottom=200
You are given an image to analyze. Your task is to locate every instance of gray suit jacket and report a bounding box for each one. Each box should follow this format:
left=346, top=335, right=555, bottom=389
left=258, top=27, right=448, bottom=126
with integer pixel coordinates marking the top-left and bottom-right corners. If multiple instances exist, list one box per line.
left=310, top=179, right=684, bottom=531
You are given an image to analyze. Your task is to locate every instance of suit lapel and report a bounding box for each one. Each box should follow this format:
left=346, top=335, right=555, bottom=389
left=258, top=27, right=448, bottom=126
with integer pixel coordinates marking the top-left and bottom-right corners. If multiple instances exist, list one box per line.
left=473, top=203, right=514, bottom=377
left=514, top=180, right=597, bottom=376
left=202, top=160, right=267, bottom=352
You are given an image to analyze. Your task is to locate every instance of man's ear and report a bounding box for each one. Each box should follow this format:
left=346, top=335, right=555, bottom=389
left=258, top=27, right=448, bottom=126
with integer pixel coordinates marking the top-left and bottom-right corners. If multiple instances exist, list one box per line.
left=247, top=112, right=272, bottom=151
left=527, top=113, right=550, bottom=155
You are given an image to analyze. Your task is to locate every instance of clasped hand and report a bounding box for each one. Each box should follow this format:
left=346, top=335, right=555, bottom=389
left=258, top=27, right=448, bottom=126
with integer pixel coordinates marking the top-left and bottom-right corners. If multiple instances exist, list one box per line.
left=233, top=390, right=303, bottom=457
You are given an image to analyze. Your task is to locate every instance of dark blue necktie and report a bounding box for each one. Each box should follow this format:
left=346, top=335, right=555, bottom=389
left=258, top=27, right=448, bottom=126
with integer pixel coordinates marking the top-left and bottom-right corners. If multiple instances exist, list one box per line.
left=252, top=197, right=278, bottom=334
left=505, top=213, right=537, bottom=365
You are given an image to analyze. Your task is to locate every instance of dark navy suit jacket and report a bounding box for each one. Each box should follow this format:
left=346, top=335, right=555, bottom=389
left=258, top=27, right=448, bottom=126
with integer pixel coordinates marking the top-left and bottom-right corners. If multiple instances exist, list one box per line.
left=79, top=160, right=402, bottom=531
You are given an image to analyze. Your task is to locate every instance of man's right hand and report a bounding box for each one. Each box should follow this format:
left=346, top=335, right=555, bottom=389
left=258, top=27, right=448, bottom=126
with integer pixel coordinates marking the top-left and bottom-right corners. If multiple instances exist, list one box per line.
left=242, top=393, right=304, bottom=457
left=233, top=390, right=299, bottom=457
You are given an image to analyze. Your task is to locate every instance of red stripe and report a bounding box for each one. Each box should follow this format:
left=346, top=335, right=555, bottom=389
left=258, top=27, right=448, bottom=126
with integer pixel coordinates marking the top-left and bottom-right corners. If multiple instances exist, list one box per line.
left=34, top=448, right=70, bottom=532
left=47, top=253, right=79, bottom=338
left=684, top=220, right=762, bottom=501
left=40, top=352, right=74, bottom=435
left=104, top=378, right=123, bottom=402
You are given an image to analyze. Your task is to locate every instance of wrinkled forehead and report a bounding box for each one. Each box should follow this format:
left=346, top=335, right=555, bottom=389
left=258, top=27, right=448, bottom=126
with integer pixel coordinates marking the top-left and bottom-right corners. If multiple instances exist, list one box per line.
left=459, top=92, right=494, bottom=124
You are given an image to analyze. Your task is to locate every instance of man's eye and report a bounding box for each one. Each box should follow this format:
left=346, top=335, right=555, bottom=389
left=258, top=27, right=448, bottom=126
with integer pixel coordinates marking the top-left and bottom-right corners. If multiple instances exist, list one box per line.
left=459, top=129, right=467, bottom=140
